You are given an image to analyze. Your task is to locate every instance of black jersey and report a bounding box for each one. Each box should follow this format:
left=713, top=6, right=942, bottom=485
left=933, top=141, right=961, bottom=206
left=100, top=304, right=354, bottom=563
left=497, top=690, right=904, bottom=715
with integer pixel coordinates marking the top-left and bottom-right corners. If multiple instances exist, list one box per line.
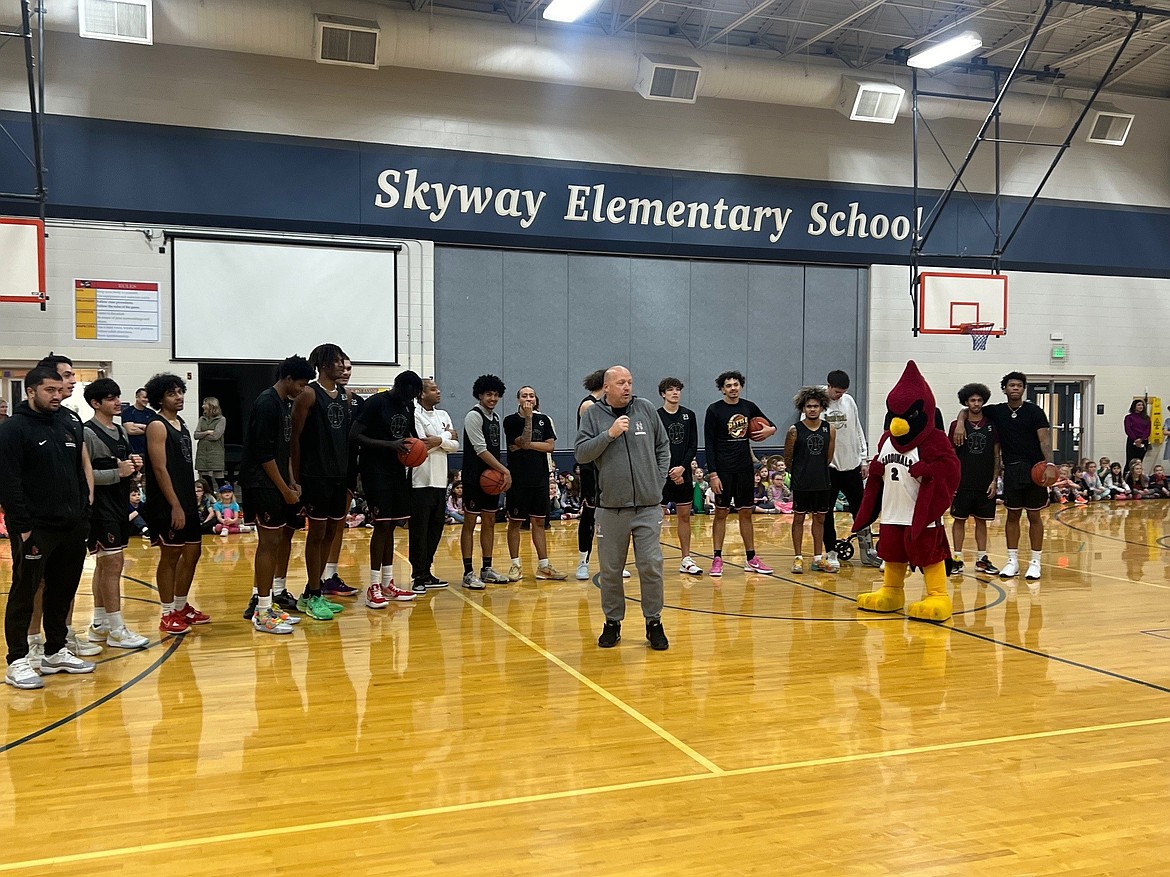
left=790, top=419, right=832, bottom=491
left=982, top=402, right=1048, bottom=465
left=463, top=405, right=502, bottom=482
left=144, top=413, right=197, bottom=515
left=657, top=406, right=698, bottom=471
left=704, top=399, right=767, bottom=475
left=241, top=387, right=293, bottom=490
left=357, top=391, right=416, bottom=475
left=505, top=410, right=556, bottom=483
left=300, top=381, right=350, bottom=479
left=84, top=420, right=132, bottom=521
left=949, top=417, right=998, bottom=490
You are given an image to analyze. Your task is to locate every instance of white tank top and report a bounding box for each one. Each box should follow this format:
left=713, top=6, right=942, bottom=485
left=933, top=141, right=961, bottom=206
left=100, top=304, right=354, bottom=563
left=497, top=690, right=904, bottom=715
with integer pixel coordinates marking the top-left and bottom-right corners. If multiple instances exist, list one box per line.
left=877, top=436, right=936, bottom=527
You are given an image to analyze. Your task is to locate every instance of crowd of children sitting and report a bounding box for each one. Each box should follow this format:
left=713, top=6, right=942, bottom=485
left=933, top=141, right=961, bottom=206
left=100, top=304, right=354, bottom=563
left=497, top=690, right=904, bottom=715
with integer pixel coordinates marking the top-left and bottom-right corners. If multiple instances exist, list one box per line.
left=1053, top=457, right=1170, bottom=503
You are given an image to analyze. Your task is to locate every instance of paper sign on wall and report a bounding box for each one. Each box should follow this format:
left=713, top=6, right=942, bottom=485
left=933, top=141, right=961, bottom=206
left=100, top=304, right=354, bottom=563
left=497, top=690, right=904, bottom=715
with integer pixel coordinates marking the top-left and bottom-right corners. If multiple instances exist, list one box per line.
left=74, top=280, right=160, bottom=343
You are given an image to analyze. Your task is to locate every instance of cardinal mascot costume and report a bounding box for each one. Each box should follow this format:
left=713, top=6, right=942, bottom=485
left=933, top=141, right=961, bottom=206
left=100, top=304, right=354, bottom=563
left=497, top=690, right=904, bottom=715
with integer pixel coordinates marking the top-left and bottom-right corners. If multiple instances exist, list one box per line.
left=853, top=361, right=961, bottom=622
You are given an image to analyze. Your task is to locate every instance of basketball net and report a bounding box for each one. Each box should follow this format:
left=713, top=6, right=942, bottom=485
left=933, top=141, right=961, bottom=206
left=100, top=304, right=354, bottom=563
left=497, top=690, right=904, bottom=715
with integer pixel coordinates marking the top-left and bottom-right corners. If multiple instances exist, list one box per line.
left=960, top=322, right=995, bottom=352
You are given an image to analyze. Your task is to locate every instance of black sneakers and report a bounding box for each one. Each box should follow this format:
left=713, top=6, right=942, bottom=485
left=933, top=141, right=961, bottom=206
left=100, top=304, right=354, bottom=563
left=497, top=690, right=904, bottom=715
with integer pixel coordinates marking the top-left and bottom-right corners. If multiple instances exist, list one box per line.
left=273, top=590, right=300, bottom=614
left=597, top=620, right=621, bottom=648
left=242, top=594, right=258, bottom=620
left=646, top=620, right=669, bottom=651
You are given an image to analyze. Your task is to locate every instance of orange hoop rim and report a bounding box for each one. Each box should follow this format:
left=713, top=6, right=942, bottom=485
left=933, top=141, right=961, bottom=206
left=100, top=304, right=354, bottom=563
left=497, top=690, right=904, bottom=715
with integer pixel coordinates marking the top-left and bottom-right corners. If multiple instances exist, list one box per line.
left=958, top=321, right=996, bottom=335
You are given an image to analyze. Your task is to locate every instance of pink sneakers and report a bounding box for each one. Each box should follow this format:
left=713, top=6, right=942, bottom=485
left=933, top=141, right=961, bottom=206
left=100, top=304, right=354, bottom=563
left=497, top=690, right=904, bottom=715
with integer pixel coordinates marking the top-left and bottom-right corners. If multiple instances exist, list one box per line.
left=744, top=556, right=773, bottom=575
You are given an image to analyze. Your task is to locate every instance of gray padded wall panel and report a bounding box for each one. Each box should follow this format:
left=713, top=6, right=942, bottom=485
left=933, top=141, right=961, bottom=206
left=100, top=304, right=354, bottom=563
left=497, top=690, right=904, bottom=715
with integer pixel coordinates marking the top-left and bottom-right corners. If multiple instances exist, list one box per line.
left=748, top=264, right=805, bottom=428
left=803, top=266, right=860, bottom=391
left=630, top=258, right=692, bottom=402
left=689, top=261, right=749, bottom=416
left=567, top=255, right=632, bottom=442
left=435, top=248, right=504, bottom=417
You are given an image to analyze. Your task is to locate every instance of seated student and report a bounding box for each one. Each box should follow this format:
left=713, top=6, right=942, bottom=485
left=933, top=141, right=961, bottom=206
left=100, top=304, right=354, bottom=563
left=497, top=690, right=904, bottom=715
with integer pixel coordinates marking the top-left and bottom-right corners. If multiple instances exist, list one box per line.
left=212, top=483, right=252, bottom=535
left=768, top=471, right=793, bottom=514
left=752, top=470, right=777, bottom=514
left=1126, top=460, right=1159, bottom=499
left=1098, top=456, right=1112, bottom=480
left=128, top=487, right=149, bottom=538
left=1080, top=461, right=1111, bottom=502
left=691, top=469, right=708, bottom=515
left=194, top=477, right=218, bottom=534
left=560, top=474, right=581, bottom=520
left=1148, top=464, right=1170, bottom=498
left=1051, top=464, right=1087, bottom=504
left=1105, top=461, right=1134, bottom=499
left=446, top=481, right=465, bottom=524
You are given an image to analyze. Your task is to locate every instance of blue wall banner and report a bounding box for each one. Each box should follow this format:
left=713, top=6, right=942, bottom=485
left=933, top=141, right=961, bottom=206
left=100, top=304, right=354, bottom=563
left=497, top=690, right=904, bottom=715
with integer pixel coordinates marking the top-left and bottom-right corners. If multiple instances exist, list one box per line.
left=1, top=111, right=1168, bottom=277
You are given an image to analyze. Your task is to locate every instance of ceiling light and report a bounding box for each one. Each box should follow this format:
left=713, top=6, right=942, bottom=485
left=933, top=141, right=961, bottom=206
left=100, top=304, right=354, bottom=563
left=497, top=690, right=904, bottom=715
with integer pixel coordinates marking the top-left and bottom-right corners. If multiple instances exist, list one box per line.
left=543, top=0, right=602, bottom=23
left=907, top=31, right=982, bottom=69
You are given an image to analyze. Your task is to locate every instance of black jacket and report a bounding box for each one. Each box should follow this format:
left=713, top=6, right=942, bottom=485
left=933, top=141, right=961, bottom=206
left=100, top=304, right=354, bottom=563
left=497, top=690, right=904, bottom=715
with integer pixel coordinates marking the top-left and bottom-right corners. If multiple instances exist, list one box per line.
left=0, top=401, right=89, bottom=533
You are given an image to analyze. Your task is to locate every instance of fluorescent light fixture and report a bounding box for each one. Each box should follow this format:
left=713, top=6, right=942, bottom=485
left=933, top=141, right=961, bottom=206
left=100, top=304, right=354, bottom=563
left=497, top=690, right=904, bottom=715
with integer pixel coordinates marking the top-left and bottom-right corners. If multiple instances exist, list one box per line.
left=543, top=0, right=602, bottom=22
left=907, top=31, right=982, bottom=69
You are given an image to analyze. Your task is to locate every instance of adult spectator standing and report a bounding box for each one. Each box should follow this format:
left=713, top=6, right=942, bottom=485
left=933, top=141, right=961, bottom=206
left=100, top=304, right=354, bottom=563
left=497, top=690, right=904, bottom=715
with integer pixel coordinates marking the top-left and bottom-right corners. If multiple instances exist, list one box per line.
left=120, top=388, right=152, bottom=458
left=504, top=385, right=566, bottom=582
left=194, top=397, right=227, bottom=483
left=657, top=377, right=702, bottom=576
left=575, top=369, right=606, bottom=580
left=953, top=371, right=1052, bottom=584
left=576, top=366, right=671, bottom=650
left=1124, top=399, right=1151, bottom=472
left=822, top=370, right=880, bottom=570
left=410, top=377, right=458, bottom=592
left=704, top=371, right=776, bottom=576
left=82, top=378, right=149, bottom=650
left=460, top=375, right=512, bottom=590
left=0, top=367, right=95, bottom=689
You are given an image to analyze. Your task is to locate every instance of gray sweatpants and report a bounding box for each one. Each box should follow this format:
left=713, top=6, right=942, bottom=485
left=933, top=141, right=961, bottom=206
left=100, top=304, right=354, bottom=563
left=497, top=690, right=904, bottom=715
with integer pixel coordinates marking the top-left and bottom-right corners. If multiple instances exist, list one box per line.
left=596, top=506, right=664, bottom=623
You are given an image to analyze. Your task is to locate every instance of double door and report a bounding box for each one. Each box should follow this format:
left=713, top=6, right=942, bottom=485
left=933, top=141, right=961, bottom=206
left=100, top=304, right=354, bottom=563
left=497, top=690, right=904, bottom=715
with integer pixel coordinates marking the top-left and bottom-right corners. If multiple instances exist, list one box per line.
left=1026, top=380, right=1084, bottom=463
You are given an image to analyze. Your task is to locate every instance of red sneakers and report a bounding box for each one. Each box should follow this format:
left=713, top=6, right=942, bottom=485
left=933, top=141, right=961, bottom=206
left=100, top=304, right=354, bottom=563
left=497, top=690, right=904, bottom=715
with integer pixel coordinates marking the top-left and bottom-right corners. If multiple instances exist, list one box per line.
left=178, top=603, right=211, bottom=625
left=159, top=610, right=190, bottom=635
left=364, top=583, right=389, bottom=609
left=383, top=581, right=417, bottom=602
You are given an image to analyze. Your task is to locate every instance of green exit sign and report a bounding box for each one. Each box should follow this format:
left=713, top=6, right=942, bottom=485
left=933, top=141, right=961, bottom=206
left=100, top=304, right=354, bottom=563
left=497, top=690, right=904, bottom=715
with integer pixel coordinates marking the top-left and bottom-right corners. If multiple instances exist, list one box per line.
left=1051, top=344, right=1068, bottom=360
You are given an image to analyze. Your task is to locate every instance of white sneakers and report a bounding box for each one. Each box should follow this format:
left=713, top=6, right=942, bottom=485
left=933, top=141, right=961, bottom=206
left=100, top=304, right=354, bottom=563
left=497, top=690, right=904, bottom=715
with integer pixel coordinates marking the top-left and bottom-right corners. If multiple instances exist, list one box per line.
left=39, top=649, right=96, bottom=675
left=999, top=557, right=1020, bottom=578
left=575, top=561, right=590, bottom=581
left=679, top=557, right=703, bottom=576
left=1025, top=559, right=1042, bottom=581
left=106, top=626, right=150, bottom=649
left=5, top=658, right=42, bottom=689
left=825, top=550, right=841, bottom=573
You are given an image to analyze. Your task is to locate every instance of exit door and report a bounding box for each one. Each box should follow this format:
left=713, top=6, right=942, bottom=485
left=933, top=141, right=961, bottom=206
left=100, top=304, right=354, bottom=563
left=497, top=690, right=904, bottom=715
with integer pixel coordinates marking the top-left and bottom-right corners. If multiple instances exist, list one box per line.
left=1027, top=380, right=1084, bottom=463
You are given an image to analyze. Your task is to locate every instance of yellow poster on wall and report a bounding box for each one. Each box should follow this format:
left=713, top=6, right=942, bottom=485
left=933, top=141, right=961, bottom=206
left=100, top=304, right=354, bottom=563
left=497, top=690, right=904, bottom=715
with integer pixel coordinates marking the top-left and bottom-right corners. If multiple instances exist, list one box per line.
left=1149, top=396, right=1163, bottom=445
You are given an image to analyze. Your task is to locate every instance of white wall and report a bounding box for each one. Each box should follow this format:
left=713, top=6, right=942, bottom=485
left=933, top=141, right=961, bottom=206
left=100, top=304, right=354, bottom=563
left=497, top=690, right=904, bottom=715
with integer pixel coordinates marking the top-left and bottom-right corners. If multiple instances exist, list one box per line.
left=867, top=264, right=1170, bottom=461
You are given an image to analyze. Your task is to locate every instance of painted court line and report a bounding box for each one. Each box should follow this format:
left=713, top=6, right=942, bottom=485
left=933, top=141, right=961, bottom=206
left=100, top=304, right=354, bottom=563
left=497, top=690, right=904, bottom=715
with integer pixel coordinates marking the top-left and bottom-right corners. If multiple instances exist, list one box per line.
left=3, top=713, right=1169, bottom=871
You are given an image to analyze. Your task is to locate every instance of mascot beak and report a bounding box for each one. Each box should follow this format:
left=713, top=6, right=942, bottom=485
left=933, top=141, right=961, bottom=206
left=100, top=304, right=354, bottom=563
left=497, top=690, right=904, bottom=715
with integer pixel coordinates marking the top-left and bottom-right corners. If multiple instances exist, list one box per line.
left=890, top=417, right=910, bottom=437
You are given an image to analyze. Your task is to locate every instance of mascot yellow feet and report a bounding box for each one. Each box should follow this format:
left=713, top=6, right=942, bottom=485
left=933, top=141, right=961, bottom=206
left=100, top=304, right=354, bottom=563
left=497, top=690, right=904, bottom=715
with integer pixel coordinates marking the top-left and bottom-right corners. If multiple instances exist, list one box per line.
left=857, top=562, right=906, bottom=613
left=907, top=562, right=952, bottom=622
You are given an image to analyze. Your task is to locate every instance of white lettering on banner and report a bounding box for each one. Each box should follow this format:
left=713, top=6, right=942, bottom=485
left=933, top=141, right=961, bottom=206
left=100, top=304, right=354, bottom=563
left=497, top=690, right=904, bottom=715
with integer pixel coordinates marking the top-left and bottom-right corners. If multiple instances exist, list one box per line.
left=376, top=166, right=920, bottom=246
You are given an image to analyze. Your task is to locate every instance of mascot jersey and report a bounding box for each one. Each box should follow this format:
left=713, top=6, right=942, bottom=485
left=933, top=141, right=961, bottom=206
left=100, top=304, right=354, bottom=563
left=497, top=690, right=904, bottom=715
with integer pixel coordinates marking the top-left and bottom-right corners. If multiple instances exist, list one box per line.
left=874, top=437, right=937, bottom=527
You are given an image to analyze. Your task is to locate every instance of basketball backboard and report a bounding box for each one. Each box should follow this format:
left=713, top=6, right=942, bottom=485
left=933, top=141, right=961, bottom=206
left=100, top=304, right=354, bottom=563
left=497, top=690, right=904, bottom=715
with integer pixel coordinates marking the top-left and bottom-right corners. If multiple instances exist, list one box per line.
left=917, top=272, right=1007, bottom=336
left=0, top=217, right=46, bottom=304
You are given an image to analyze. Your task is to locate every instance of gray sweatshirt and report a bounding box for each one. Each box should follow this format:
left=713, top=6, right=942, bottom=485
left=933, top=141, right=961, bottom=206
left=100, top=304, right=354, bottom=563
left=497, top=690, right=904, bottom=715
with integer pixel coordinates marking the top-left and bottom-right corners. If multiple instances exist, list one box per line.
left=575, top=395, right=669, bottom=509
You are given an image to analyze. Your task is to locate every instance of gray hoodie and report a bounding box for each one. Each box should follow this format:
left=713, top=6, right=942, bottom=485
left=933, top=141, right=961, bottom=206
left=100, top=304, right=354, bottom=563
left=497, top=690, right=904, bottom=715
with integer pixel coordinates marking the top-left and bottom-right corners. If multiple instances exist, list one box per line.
left=575, top=395, right=669, bottom=509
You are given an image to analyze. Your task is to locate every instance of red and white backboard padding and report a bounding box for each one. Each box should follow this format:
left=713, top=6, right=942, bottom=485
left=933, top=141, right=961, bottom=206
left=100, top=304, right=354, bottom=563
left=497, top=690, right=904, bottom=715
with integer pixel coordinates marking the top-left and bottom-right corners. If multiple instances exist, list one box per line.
left=0, top=217, right=46, bottom=304
left=918, top=272, right=1007, bottom=336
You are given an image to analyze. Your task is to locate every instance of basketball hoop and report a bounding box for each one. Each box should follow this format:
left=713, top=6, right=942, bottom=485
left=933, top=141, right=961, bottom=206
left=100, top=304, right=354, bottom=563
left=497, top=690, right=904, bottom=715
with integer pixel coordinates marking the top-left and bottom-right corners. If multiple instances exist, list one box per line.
left=959, top=322, right=995, bottom=351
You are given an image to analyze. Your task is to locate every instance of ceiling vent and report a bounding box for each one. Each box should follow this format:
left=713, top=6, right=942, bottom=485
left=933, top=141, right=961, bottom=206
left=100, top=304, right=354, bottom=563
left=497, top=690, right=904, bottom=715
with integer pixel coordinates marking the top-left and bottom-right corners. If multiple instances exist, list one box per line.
left=634, top=54, right=702, bottom=103
left=78, top=0, right=152, bottom=45
left=1085, top=104, right=1134, bottom=146
left=836, top=77, right=904, bottom=124
left=314, top=15, right=380, bottom=69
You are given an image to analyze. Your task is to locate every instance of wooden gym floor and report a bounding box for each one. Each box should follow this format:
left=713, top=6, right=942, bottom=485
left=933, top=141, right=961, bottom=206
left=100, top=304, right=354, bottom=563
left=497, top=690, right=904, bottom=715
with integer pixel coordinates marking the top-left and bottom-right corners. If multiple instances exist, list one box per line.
left=2, top=502, right=1169, bottom=875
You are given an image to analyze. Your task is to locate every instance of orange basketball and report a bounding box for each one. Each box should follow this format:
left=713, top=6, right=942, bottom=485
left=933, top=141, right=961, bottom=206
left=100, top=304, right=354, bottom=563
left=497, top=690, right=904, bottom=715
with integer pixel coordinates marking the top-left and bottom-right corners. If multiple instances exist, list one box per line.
left=479, top=468, right=507, bottom=495
left=397, top=438, right=428, bottom=468
left=1031, top=461, right=1057, bottom=487
left=749, top=416, right=770, bottom=440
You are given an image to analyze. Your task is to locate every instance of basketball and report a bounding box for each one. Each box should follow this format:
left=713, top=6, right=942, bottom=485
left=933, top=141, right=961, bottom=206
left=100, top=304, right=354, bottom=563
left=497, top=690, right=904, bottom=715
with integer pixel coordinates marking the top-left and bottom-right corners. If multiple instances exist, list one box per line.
left=480, top=468, right=507, bottom=495
left=397, top=438, right=428, bottom=468
left=749, top=416, right=770, bottom=440
left=1031, top=461, right=1057, bottom=487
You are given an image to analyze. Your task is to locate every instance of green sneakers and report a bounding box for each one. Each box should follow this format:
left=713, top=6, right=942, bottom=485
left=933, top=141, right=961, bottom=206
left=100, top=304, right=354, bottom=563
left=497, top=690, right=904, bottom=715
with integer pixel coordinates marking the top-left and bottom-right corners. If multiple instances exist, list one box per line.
left=296, top=594, right=340, bottom=620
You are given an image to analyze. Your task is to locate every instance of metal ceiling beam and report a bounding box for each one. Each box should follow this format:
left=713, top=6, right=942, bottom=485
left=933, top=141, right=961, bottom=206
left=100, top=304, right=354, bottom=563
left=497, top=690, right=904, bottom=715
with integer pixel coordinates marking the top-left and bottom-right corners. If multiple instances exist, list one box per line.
left=613, top=0, right=661, bottom=33
left=900, top=0, right=1013, bottom=50
left=1104, top=39, right=1169, bottom=86
left=697, top=0, right=778, bottom=48
left=1056, top=15, right=1170, bottom=67
left=779, top=0, right=891, bottom=60
left=973, top=5, right=1094, bottom=58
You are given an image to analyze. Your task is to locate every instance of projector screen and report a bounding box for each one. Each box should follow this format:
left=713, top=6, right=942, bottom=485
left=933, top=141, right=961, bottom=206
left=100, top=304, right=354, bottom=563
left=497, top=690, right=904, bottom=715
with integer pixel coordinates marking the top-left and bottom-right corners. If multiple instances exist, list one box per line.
left=172, top=237, right=399, bottom=363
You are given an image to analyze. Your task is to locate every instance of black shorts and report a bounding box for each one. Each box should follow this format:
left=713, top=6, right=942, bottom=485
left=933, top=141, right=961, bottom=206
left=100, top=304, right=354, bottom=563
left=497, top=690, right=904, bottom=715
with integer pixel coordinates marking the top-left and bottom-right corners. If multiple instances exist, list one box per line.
left=147, top=512, right=203, bottom=547
left=300, top=475, right=348, bottom=520
left=464, top=476, right=501, bottom=514
left=662, top=476, right=694, bottom=507
left=507, top=475, right=550, bottom=520
left=1002, top=462, right=1049, bottom=511
left=243, top=487, right=304, bottom=529
left=793, top=489, right=834, bottom=514
left=950, top=487, right=997, bottom=521
left=88, top=517, right=130, bottom=553
left=714, top=468, right=754, bottom=509
left=363, top=469, right=412, bottom=521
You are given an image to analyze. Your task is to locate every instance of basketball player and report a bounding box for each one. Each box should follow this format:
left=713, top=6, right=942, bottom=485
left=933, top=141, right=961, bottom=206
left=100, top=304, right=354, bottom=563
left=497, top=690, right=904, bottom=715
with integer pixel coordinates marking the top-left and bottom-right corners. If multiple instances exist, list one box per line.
left=143, top=373, right=208, bottom=635
left=321, top=357, right=361, bottom=597
left=460, top=375, right=511, bottom=590
left=352, top=370, right=422, bottom=607
left=953, top=372, right=1051, bottom=583
left=504, top=385, right=566, bottom=581
left=410, top=377, right=457, bottom=591
left=240, top=356, right=315, bottom=634
left=785, top=386, right=836, bottom=573
left=948, top=383, right=1001, bottom=576
left=704, top=371, right=776, bottom=576
left=82, top=379, right=149, bottom=649
left=575, top=369, right=606, bottom=580
left=657, top=377, right=702, bottom=575
left=290, top=344, right=351, bottom=620
left=823, top=370, right=879, bottom=570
